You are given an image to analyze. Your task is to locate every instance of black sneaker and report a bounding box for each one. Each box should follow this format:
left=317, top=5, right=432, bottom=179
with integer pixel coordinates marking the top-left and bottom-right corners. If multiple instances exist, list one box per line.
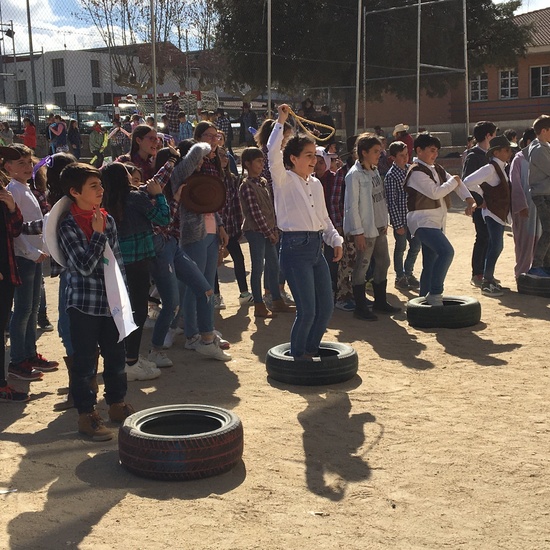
left=29, top=353, right=59, bottom=372
left=37, top=317, right=54, bottom=332
left=0, top=384, right=30, bottom=402
left=406, top=274, right=420, bottom=289
left=481, top=281, right=503, bottom=297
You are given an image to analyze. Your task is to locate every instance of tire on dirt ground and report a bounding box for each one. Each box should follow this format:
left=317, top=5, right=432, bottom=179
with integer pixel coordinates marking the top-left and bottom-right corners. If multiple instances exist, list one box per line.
left=406, top=295, right=481, bottom=329
left=118, top=404, right=243, bottom=481
left=517, top=274, right=550, bottom=298
left=265, top=341, right=358, bottom=386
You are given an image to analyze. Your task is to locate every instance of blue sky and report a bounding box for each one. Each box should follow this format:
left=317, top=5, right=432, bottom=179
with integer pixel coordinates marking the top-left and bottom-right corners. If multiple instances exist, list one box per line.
left=0, top=0, right=547, bottom=54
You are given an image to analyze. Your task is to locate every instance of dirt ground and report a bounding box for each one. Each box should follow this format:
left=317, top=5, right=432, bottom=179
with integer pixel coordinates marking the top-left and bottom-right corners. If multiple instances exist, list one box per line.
left=1, top=207, right=549, bottom=550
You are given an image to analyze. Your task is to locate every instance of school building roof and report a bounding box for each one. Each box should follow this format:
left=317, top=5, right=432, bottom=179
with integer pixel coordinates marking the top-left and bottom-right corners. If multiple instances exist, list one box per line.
left=515, top=7, right=550, bottom=48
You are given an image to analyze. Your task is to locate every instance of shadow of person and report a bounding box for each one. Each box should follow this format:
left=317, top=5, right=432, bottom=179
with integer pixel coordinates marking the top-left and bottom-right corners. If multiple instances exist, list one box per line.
left=249, top=314, right=293, bottom=362
left=297, top=390, right=380, bottom=502
left=495, top=289, right=550, bottom=322
left=329, top=311, right=435, bottom=371
left=434, top=323, right=521, bottom=367
left=5, top=413, right=246, bottom=549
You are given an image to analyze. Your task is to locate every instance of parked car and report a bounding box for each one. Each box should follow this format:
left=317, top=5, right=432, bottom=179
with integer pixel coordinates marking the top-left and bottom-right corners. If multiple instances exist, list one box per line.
left=96, top=102, right=141, bottom=120
left=0, top=105, right=20, bottom=130
left=70, top=111, right=113, bottom=134
left=19, top=104, right=70, bottom=133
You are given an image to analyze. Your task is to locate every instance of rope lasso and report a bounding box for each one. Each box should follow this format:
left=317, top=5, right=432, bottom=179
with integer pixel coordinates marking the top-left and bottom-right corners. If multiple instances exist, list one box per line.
left=286, top=106, right=336, bottom=143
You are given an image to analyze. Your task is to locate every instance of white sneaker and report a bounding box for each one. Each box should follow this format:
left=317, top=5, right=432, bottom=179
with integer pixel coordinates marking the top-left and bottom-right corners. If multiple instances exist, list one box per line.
left=148, top=350, right=173, bottom=368
left=125, top=358, right=161, bottom=381
left=163, top=328, right=178, bottom=349
left=425, top=293, right=444, bottom=306
left=214, top=294, right=226, bottom=310
left=185, top=333, right=201, bottom=350
left=196, top=339, right=232, bottom=361
left=173, top=327, right=185, bottom=335
left=213, top=329, right=230, bottom=350
left=238, top=291, right=254, bottom=306
left=138, top=355, right=159, bottom=370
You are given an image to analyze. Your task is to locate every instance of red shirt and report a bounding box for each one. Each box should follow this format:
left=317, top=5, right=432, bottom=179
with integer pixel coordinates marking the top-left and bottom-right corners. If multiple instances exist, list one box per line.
left=22, top=124, right=37, bottom=150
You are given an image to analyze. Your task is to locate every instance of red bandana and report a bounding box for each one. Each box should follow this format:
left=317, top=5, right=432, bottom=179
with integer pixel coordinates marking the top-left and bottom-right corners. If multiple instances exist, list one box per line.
left=70, top=203, right=107, bottom=241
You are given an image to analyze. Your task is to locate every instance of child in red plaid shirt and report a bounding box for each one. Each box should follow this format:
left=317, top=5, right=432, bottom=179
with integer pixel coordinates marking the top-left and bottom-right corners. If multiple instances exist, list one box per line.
left=239, top=147, right=294, bottom=318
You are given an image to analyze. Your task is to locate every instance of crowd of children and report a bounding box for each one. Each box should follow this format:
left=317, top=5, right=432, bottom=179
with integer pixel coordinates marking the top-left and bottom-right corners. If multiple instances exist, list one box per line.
left=2, top=105, right=549, bottom=440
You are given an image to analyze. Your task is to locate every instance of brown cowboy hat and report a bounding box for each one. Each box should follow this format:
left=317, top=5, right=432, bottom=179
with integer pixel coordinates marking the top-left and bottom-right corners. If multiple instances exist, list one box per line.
left=0, top=146, right=22, bottom=160
left=180, top=173, right=226, bottom=214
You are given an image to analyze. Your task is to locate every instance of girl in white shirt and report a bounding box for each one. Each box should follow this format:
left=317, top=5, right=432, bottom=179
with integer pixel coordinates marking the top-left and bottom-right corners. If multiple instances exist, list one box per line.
left=268, top=105, right=343, bottom=360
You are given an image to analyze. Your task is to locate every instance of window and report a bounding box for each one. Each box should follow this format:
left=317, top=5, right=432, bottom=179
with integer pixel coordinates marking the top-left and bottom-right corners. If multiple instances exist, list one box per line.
left=470, top=74, right=488, bottom=102
left=53, top=92, right=67, bottom=107
left=499, top=69, right=518, bottom=99
left=92, top=92, right=102, bottom=107
left=531, top=66, right=550, bottom=97
left=91, top=59, right=101, bottom=88
left=52, top=58, right=65, bottom=87
left=17, top=80, right=27, bottom=103
left=103, top=92, right=113, bottom=104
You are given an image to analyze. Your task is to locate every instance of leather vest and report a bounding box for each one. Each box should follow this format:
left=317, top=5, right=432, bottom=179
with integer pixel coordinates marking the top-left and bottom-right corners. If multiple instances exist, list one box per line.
left=481, top=161, right=510, bottom=222
left=404, top=163, right=451, bottom=211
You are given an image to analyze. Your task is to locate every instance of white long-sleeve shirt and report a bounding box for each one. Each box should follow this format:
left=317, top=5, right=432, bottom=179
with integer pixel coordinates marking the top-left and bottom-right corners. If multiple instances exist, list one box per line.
left=406, top=159, right=472, bottom=236
left=267, top=123, right=343, bottom=249
left=462, top=157, right=509, bottom=225
left=6, top=178, right=45, bottom=261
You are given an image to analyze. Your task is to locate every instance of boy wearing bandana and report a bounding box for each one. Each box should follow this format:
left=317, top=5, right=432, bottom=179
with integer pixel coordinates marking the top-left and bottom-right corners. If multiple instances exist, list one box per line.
left=58, top=163, right=134, bottom=441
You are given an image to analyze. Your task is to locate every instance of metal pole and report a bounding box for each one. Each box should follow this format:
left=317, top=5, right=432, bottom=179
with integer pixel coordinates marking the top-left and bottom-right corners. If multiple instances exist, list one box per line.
left=25, top=0, right=38, bottom=125
left=11, top=20, right=19, bottom=105
left=463, top=0, right=470, bottom=138
left=267, top=0, right=272, bottom=118
left=150, top=0, right=158, bottom=128
left=108, top=41, right=114, bottom=116
left=354, top=0, right=361, bottom=135
left=362, top=5, right=367, bottom=131
left=416, top=0, right=421, bottom=134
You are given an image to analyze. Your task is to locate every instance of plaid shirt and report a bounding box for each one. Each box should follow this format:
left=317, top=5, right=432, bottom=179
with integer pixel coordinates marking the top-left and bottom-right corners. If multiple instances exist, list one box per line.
left=239, top=176, right=276, bottom=238
left=118, top=193, right=170, bottom=264
left=31, top=187, right=51, bottom=215
left=384, top=163, right=410, bottom=229
left=164, top=100, right=181, bottom=134
left=319, top=170, right=338, bottom=225
left=220, top=173, right=243, bottom=238
left=1, top=203, right=23, bottom=285
left=200, top=156, right=221, bottom=178
left=330, top=165, right=348, bottom=229
left=59, top=212, right=126, bottom=316
left=216, top=116, right=231, bottom=137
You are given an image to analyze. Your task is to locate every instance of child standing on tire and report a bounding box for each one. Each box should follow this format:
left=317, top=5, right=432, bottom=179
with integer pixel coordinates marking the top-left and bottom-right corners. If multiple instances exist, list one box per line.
left=403, top=133, right=476, bottom=306
left=268, top=105, right=343, bottom=360
left=58, top=163, right=134, bottom=441
left=462, top=135, right=513, bottom=296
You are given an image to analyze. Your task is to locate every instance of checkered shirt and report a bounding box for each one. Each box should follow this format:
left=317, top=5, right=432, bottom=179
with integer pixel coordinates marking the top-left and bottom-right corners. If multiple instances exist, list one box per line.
left=384, top=163, right=410, bottom=229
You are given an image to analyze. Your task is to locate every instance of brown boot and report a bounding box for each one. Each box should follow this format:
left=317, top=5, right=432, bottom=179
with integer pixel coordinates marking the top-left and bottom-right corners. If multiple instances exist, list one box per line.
left=78, top=410, right=113, bottom=441
left=254, top=302, right=277, bottom=318
left=108, top=402, right=136, bottom=423
left=271, top=299, right=296, bottom=313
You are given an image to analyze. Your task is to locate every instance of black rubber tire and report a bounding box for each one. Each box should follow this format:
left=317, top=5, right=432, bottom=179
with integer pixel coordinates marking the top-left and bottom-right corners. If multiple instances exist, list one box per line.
left=118, top=404, right=243, bottom=481
left=265, top=341, right=358, bottom=386
left=517, top=274, right=550, bottom=298
left=406, top=295, right=481, bottom=329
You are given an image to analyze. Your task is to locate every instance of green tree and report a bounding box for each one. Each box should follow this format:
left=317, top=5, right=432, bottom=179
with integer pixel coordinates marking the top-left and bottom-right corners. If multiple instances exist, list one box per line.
left=214, top=0, right=532, bottom=133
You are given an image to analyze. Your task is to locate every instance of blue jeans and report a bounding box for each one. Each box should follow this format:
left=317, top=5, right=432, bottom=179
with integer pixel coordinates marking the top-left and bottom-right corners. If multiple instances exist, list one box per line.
left=245, top=231, right=281, bottom=303
left=393, top=228, right=421, bottom=277
left=58, top=272, right=73, bottom=356
left=69, top=308, right=127, bottom=414
left=10, top=257, right=42, bottom=364
left=484, top=216, right=504, bottom=281
left=181, top=233, right=218, bottom=337
left=414, top=227, right=454, bottom=297
left=280, top=231, right=334, bottom=358
left=150, top=234, right=212, bottom=348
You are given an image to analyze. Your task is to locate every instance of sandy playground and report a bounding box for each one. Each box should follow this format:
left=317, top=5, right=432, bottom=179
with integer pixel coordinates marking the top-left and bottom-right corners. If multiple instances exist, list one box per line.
left=1, top=206, right=549, bottom=550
